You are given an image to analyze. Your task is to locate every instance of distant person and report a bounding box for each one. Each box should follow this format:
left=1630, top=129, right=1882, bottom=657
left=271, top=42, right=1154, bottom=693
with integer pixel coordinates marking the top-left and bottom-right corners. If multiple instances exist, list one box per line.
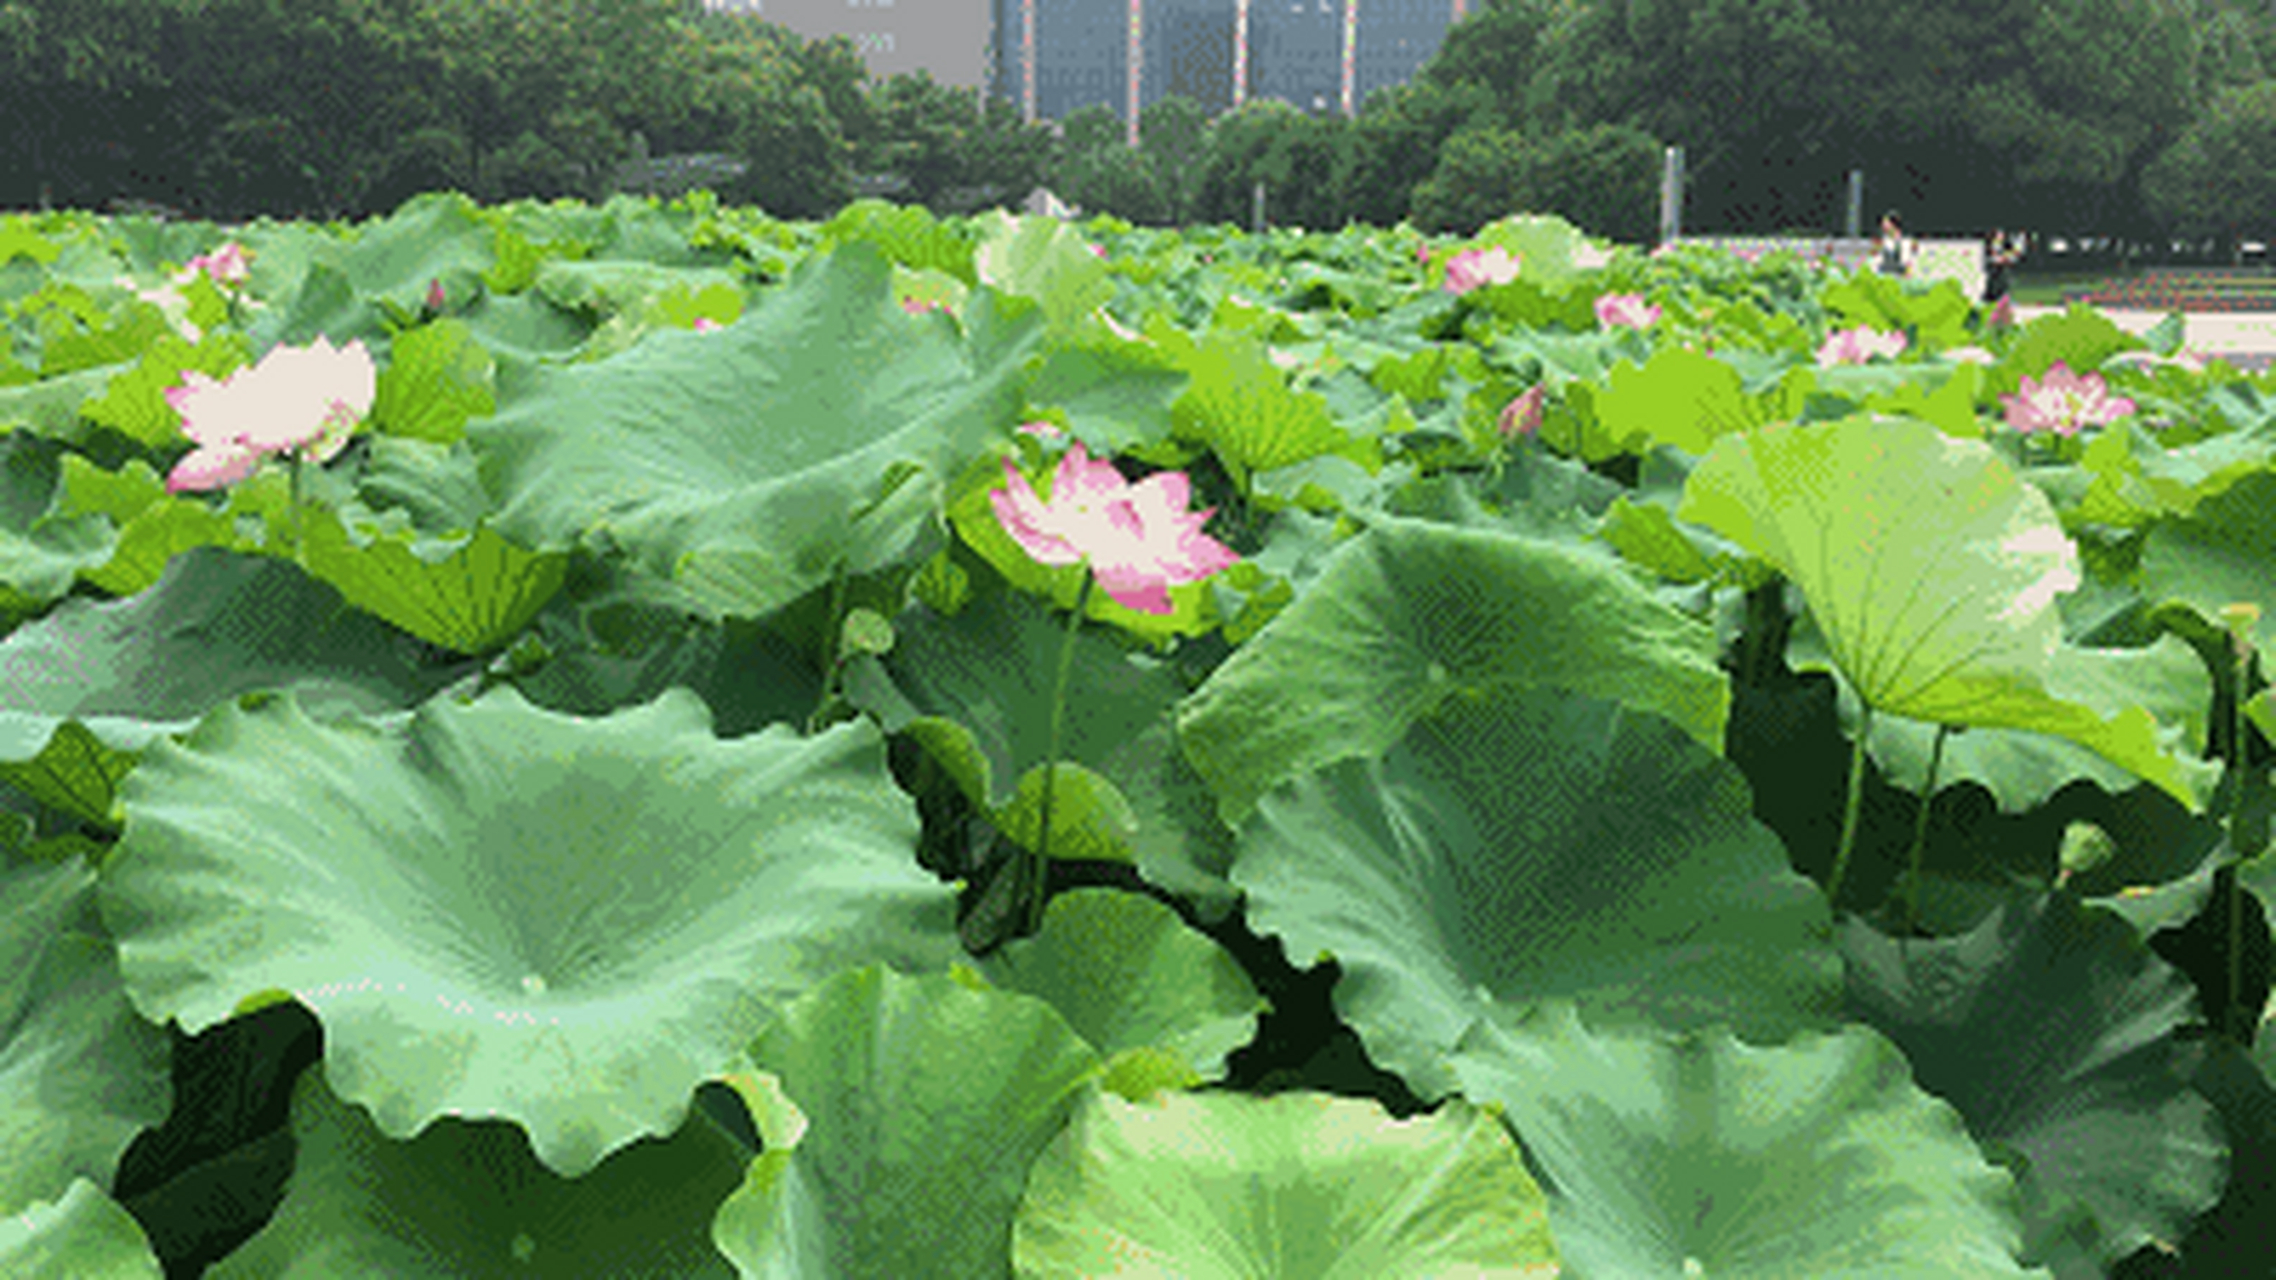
left=1982, top=228, right=2022, bottom=303
left=1876, top=211, right=1916, bottom=278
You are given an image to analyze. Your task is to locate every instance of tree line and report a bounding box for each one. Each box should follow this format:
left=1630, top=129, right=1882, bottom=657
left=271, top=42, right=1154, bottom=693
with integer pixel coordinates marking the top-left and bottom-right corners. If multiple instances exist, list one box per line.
left=2, top=0, right=2273, bottom=251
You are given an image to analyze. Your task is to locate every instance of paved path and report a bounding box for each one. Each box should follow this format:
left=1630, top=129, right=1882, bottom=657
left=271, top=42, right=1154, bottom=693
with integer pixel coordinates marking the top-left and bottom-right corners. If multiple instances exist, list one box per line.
left=2011, top=304, right=2276, bottom=372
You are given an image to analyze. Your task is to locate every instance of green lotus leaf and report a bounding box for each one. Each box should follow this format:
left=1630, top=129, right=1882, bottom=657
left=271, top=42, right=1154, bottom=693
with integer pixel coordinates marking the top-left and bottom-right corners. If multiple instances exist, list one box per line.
left=208, top=1065, right=742, bottom=1277
left=2139, top=471, right=2276, bottom=659
left=1177, top=517, right=1729, bottom=829
left=843, top=581, right=1189, bottom=812
left=1679, top=415, right=2204, bottom=810
left=0, top=856, right=171, bottom=1214
left=1150, top=321, right=1382, bottom=490
left=78, top=328, right=254, bottom=452
left=100, top=687, right=960, bottom=1178
left=1839, top=890, right=2226, bottom=1273
left=297, top=506, right=566, bottom=656
left=1014, top=1090, right=1558, bottom=1278
left=53, top=455, right=238, bottom=599
left=0, top=547, right=474, bottom=826
left=0, top=434, right=116, bottom=622
left=976, top=888, right=1264, bottom=1092
left=0, top=1179, right=163, bottom=1278
left=972, top=211, right=1116, bottom=336
left=1590, top=345, right=1762, bottom=458
left=368, top=317, right=495, bottom=446
left=716, top=965, right=1101, bottom=1279
left=471, top=242, right=1038, bottom=622
left=1452, top=1004, right=2048, bottom=1278
left=1234, top=691, right=1837, bottom=1102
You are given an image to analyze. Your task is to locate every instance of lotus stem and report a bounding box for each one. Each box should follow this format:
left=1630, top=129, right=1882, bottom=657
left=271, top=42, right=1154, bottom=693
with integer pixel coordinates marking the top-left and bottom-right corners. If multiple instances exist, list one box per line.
left=1827, top=703, right=1872, bottom=909
left=806, top=564, right=849, bottom=734
left=1902, top=724, right=1951, bottom=935
left=1026, top=570, right=1092, bottom=937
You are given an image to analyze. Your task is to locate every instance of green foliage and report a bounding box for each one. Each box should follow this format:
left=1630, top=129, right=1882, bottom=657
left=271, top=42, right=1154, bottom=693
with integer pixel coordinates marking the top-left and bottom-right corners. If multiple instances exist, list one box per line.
left=2142, top=80, right=2276, bottom=243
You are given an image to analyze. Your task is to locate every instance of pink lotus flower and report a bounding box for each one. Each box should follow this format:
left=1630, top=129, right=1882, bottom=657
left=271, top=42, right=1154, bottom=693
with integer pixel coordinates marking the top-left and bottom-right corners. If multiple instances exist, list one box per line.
left=1570, top=242, right=1613, bottom=271
left=1499, top=384, right=1545, bottom=438
left=1015, top=420, right=1065, bottom=439
left=184, top=242, right=250, bottom=286
left=1816, top=326, right=1908, bottom=366
left=164, top=337, right=375, bottom=492
left=1443, top=247, right=1520, bottom=294
left=1999, top=362, right=2136, bottom=437
left=989, top=441, right=1239, bottom=614
left=1090, top=244, right=1107, bottom=258
left=1416, top=240, right=1431, bottom=267
left=693, top=317, right=722, bottom=332
left=1988, top=296, right=2016, bottom=328
left=902, top=297, right=947, bottom=316
left=1595, top=292, right=1661, bottom=330
left=425, top=278, right=447, bottom=312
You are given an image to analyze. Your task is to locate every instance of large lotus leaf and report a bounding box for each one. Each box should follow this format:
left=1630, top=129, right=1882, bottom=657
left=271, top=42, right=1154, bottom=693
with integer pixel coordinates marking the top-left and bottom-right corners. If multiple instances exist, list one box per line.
left=716, top=965, right=1101, bottom=1279
left=1679, top=415, right=2205, bottom=811
left=1023, top=331, right=1189, bottom=458
left=844, top=581, right=1189, bottom=815
left=1450, top=1003, right=2047, bottom=1278
left=975, top=888, right=1264, bottom=1097
left=297, top=505, right=566, bottom=656
left=368, top=317, right=495, bottom=446
left=0, top=547, right=476, bottom=826
left=1805, top=625, right=2218, bottom=815
left=1148, top=319, right=1382, bottom=490
left=0, top=1179, right=163, bottom=1278
left=0, top=433, right=116, bottom=621
left=1590, top=345, right=1762, bottom=458
left=1177, top=517, right=1729, bottom=829
left=1014, top=1090, right=1559, bottom=1278
left=353, top=436, right=496, bottom=538
left=1839, top=890, right=2226, bottom=1272
left=2003, top=304, right=2143, bottom=383
left=52, top=455, right=240, bottom=599
left=0, top=856, right=171, bottom=1214
left=210, top=1066, right=741, bottom=1278
left=471, top=242, right=1039, bottom=621
left=1818, top=270, right=1974, bottom=351
left=98, top=687, right=961, bottom=1178
left=972, top=211, right=1116, bottom=336
left=2139, top=471, right=2276, bottom=658
left=1233, top=691, right=1838, bottom=1103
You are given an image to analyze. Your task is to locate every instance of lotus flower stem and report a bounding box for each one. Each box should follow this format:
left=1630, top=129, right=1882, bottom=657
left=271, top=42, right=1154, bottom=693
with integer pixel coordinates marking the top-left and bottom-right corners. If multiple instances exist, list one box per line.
left=1024, top=571, right=1092, bottom=937
left=1901, top=724, right=1951, bottom=935
left=806, top=564, right=849, bottom=733
left=1827, top=704, right=1872, bottom=909
left=286, top=452, right=304, bottom=564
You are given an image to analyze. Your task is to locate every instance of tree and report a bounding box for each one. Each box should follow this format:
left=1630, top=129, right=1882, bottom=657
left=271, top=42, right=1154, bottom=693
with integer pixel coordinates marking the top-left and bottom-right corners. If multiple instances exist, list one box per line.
left=1344, top=77, right=1500, bottom=229
left=1408, top=125, right=1530, bottom=234
left=2141, top=80, right=2276, bottom=258
left=1415, top=0, right=1557, bottom=130
left=865, top=72, right=1052, bottom=213
left=1139, top=95, right=1212, bottom=224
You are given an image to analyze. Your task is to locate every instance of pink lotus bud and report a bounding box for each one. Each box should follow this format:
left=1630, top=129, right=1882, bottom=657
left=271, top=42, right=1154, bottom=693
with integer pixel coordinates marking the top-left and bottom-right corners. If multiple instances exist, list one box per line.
left=1498, top=384, right=1545, bottom=438
left=426, top=279, right=446, bottom=312
left=694, top=317, right=721, bottom=332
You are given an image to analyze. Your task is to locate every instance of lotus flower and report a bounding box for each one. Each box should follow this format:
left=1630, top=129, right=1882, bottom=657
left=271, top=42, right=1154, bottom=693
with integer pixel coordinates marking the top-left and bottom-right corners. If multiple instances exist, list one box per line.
left=1571, top=241, right=1613, bottom=271
left=693, top=317, right=722, bottom=332
left=165, top=337, right=375, bottom=492
left=1015, top=420, right=1065, bottom=439
left=1499, top=384, right=1545, bottom=438
left=1416, top=240, right=1431, bottom=267
left=425, top=278, right=447, bottom=312
left=902, top=297, right=947, bottom=316
left=1999, top=362, right=2135, bottom=437
left=1988, top=296, right=2017, bottom=328
left=1816, top=326, right=1908, bottom=367
left=184, top=242, right=250, bottom=286
left=1443, top=247, right=1521, bottom=294
left=1595, top=292, right=1661, bottom=330
left=989, top=441, right=1239, bottom=614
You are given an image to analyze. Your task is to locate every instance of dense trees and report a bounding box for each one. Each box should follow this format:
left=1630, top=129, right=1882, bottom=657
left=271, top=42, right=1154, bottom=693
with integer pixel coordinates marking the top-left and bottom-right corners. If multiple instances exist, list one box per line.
left=1, top=0, right=2273, bottom=249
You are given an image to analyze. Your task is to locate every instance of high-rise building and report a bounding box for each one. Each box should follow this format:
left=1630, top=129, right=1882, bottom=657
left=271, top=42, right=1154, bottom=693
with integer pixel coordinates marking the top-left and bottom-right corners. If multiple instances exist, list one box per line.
left=707, top=0, right=1465, bottom=125
left=993, top=0, right=1464, bottom=126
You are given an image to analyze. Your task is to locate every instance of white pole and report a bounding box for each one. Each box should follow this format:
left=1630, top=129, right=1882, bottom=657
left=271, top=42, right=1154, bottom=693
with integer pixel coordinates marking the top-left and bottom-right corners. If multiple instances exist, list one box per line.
left=1128, top=0, right=1143, bottom=149
left=1845, top=169, right=1863, bottom=239
left=1659, top=147, right=1683, bottom=246
left=1233, top=0, right=1249, bottom=109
